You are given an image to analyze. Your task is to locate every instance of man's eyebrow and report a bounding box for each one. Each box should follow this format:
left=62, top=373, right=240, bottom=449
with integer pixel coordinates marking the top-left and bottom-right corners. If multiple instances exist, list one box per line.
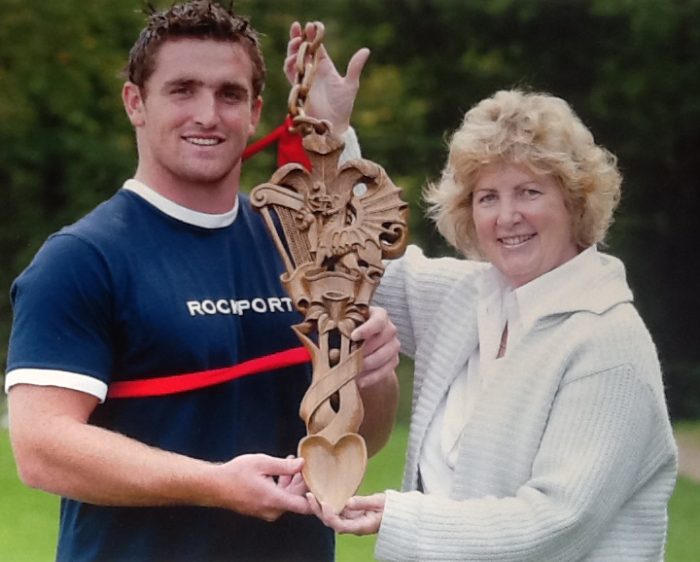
left=220, top=80, right=250, bottom=92
left=218, top=81, right=252, bottom=99
left=162, top=78, right=250, bottom=90
left=162, top=78, right=200, bottom=90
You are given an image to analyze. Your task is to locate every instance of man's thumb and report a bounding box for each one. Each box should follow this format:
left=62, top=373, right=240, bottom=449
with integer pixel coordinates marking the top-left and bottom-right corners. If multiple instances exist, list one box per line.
left=272, top=455, right=304, bottom=475
left=346, top=48, right=370, bottom=83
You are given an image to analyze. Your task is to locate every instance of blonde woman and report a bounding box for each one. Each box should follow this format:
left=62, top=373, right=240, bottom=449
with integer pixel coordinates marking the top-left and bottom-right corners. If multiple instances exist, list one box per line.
left=309, top=90, right=677, bottom=561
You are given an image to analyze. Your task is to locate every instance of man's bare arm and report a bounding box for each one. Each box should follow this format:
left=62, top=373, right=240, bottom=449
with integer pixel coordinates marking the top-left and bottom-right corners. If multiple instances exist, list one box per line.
left=8, top=384, right=311, bottom=521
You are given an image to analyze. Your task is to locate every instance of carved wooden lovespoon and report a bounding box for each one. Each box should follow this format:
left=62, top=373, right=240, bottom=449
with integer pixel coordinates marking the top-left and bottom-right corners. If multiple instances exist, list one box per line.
left=251, top=23, right=408, bottom=513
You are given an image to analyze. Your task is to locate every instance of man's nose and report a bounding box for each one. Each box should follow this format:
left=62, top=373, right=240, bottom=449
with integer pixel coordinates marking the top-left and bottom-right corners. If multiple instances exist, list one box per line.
left=194, top=92, right=218, bottom=127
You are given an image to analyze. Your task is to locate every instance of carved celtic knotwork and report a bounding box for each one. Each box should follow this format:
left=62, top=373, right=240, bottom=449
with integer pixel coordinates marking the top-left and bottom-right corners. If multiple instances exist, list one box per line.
left=250, top=24, right=408, bottom=513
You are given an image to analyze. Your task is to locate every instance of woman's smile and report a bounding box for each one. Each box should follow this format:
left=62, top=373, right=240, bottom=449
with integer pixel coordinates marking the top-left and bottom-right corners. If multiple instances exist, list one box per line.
left=473, top=163, right=579, bottom=287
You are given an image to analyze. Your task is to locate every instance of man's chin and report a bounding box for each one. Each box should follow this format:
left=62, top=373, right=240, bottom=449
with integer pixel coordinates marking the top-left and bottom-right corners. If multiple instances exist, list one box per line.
left=179, top=167, right=236, bottom=187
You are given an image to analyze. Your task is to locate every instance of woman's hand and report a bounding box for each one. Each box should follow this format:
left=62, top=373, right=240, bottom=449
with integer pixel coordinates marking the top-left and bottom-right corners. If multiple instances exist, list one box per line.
left=307, top=492, right=386, bottom=535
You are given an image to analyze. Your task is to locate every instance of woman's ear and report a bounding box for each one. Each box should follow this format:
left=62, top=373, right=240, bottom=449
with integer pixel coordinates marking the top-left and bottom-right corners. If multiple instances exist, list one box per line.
left=122, top=82, right=146, bottom=127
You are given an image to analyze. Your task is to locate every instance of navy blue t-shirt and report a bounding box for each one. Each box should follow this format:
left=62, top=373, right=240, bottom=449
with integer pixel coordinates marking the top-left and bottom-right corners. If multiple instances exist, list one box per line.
left=7, top=187, right=333, bottom=561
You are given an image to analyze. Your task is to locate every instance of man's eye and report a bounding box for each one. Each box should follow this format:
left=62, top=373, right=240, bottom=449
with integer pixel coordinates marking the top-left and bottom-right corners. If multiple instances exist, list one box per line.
left=221, top=89, right=245, bottom=102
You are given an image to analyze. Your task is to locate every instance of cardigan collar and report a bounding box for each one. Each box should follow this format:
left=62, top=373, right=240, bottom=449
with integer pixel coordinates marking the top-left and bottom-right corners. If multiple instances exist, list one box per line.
left=478, top=246, right=634, bottom=336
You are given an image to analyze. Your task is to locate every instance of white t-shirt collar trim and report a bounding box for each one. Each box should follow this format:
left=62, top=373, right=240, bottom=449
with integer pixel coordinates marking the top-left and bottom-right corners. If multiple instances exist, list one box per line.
left=123, top=179, right=239, bottom=229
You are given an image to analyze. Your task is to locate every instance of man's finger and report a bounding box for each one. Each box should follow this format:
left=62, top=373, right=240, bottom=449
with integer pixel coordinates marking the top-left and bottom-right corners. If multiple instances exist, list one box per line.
left=288, top=21, right=302, bottom=41
left=258, top=455, right=304, bottom=476
left=351, top=306, right=386, bottom=342
left=304, top=21, right=320, bottom=42
left=345, top=48, right=370, bottom=83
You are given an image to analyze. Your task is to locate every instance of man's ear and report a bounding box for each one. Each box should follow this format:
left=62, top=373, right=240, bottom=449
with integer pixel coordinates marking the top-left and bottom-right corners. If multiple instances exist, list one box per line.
left=122, top=82, right=146, bottom=127
left=248, top=96, right=263, bottom=137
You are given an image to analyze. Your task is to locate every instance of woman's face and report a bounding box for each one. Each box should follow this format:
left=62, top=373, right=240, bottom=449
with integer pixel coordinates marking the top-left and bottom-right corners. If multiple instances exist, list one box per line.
left=472, top=162, right=579, bottom=287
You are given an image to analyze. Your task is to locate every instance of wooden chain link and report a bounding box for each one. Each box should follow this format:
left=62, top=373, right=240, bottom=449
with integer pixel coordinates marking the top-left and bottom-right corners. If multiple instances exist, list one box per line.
left=287, top=22, right=327, bottom=136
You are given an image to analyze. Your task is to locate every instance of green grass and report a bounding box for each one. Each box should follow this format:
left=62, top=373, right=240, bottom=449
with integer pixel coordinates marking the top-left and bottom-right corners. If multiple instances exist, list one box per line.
left=674, top=420, right=700, bottom=441
left=667, top=476, right=700, bottom=562
left=0, top=430, right=58, bottom=562
left=0, top=426, right=407, bottom=562
left=1, top=422, right=699, bottom=561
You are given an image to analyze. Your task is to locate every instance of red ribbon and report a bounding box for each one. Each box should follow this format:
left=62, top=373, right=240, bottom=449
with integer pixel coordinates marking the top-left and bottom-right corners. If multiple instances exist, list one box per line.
left=107, top=346, right=311, bottom=399
left=242, top=115, right=312, bottom=169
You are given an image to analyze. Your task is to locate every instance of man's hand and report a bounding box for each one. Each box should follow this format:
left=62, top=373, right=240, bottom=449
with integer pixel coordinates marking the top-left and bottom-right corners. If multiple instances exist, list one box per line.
left=276, top=455, right=310, bottom=497
left=211, top=454, right=311, bottom=521
left=352, top=306, right=400, bottom=389
left=351, top=306, right=400, bottom=456
left=285, top=21, right=370, bottom=134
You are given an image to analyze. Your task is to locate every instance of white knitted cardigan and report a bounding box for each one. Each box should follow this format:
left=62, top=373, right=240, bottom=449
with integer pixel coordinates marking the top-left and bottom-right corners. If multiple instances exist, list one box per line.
left=372, top=245, right=677, bottom=561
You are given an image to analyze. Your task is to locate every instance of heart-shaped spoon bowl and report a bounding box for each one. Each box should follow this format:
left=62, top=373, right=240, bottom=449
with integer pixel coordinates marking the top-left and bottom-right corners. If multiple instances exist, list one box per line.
left=299, top=432, right=367, bottom=514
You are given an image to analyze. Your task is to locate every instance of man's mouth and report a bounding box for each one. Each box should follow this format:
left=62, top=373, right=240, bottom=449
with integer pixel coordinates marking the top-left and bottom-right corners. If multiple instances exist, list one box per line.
left=184, top=136, right=224, bottom=146
left=499, top=234, right=535, bottom=247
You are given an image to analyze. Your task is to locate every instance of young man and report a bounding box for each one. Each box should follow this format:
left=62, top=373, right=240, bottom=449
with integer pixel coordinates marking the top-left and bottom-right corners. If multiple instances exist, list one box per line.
left=5, top=2, right=398, bottom=561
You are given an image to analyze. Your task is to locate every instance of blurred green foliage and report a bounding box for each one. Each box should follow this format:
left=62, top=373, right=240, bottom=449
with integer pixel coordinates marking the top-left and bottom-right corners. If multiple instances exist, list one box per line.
left=1, top=0, right=699, bottom=417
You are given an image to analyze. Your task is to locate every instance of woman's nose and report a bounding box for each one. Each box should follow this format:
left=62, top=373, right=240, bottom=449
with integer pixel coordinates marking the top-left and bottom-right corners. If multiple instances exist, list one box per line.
left=496, top=199, right=522, bottom=227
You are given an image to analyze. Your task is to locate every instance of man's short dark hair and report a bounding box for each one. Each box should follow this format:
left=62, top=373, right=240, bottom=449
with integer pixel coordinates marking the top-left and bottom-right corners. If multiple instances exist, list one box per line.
left=126, top=0, right=266, bottom=98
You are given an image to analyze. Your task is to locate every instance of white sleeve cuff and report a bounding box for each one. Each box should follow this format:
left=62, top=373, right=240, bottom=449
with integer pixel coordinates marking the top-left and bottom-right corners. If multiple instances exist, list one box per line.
left=4, top=368, right=108, bottom=402
left=340, top=126, right=362, bottom=164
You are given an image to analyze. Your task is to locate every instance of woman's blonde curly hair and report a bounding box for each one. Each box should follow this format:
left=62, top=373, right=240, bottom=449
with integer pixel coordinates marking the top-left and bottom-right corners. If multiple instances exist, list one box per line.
left=424, top=89, right=622, bottom=259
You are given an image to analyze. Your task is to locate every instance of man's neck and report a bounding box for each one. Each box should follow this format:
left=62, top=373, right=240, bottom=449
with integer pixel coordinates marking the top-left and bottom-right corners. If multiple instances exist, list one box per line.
left=133, top=169, right=240, bottom=214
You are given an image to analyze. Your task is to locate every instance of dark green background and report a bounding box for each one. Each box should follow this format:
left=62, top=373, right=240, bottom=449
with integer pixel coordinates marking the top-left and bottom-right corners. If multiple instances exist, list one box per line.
left=2, top=0, right=699, bottom=418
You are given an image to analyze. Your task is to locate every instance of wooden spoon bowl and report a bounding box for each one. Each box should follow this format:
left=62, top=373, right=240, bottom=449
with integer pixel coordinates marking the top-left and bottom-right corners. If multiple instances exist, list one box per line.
left=299, top=432, right=367, bottom=514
